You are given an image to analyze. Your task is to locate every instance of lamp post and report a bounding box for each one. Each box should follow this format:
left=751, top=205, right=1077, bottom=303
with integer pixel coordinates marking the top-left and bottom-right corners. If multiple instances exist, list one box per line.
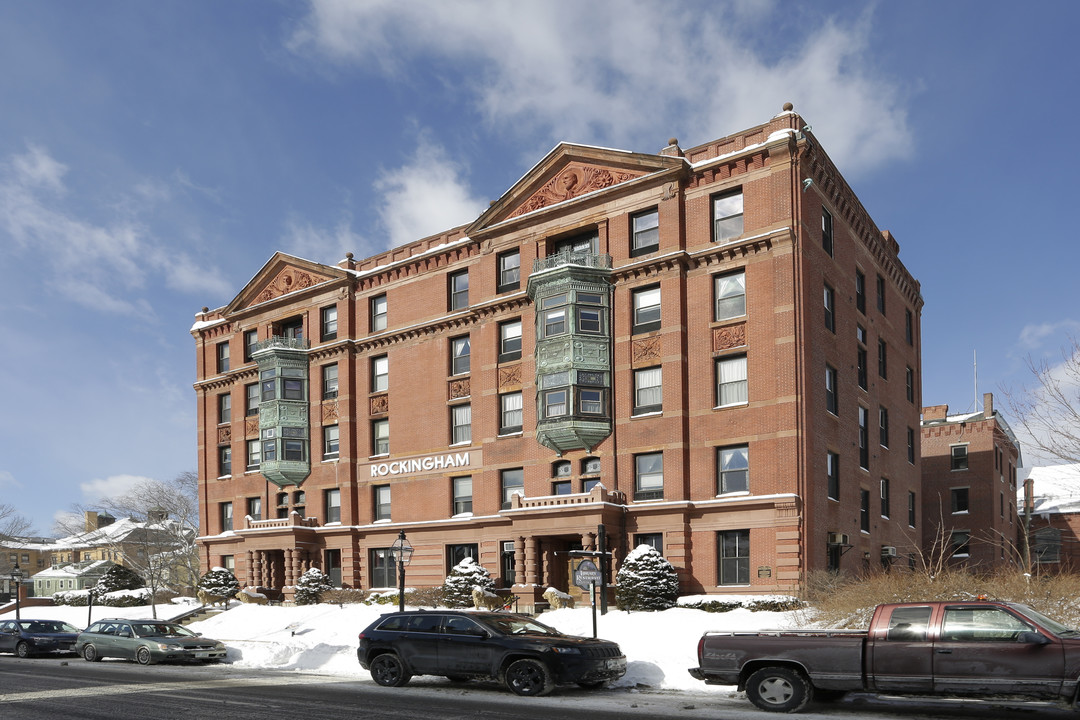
left=11, top=562, right=24, bottom=621
left=389, top=530, right=413, bottom=612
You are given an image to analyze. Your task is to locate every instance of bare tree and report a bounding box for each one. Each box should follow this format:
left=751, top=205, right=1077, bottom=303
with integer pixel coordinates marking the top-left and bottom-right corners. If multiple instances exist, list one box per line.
left=0, top=504, right=34, bottom=576
left=1004, top=335, right=1080, bottom=465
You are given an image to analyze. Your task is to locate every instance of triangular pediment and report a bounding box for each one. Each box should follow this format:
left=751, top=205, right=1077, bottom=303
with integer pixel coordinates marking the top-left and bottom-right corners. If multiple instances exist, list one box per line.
left=468, top=143, right=686, bottom=235
left=225, top=252, right=348, bottom=315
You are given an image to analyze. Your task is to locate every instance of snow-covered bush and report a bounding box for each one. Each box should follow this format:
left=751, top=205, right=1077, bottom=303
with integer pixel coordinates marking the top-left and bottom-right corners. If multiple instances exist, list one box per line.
left=294, top=567, right=335, bottom=605
left=94, top=564, right=145, bottom=595
left=442, top=556, right=495, bottom=608
left=197, top=567, right=240, bottom=605
left=615, top=544, right=679, bottom=611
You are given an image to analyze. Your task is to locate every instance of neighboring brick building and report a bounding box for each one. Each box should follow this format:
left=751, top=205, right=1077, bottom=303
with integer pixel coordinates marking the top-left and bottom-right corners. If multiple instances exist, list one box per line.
left=1022, top=464, right=1080, bottom=570
left=192, top=104, right=923, bottom=606
left=921, top=393, right=1022, bottom=568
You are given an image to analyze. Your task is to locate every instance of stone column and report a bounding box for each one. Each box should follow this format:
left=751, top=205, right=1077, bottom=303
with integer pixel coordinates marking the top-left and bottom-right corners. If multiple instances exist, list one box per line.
left=524, top=537, right=538, bottom=585
left=514, top=537, right=526, bottom=585
left=284, top=548, right=296, bottom=586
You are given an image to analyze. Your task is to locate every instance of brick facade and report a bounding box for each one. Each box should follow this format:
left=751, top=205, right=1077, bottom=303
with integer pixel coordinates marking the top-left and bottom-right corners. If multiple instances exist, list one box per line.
left=193, top=105, right=923, bottom=606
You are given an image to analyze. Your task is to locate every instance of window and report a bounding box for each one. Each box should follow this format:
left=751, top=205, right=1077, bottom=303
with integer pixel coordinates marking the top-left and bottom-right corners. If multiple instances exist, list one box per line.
left=278, top=317, right=303, bottom=339
left=857, top=345, right=868, bottom=390
left=879, top=406, right=889, bottom=448
left=634, top=533, right=663, bottom=554
left=282, top=376, right=304, bottom=401
left=827, top=451, right=840, bottom=500
left=905, top=366, right=915, bottom=404
left=824, top=284, right=835, bottom=332
left=501, top=540, right=516, bottom=586
left=220, top=502, right=233, bottom=532
left=634, top=452, right=664, bottom=501
left=262, top=438, right=276, bottom=462
left=825, top=365, right=838, bottom=415
left=218, top=393, right=231, bottom=425
left=370, top=548, right=396, bottom=589
left=246, top=439, right=260, bottom=471
left=451, top=403, right=471, bottom=445
left=860, top=489, right=870, bottom=532
left=449, top=270, right=469, bottom=311
left=905, top=309, right=914, bottom=345
left=323, top=425, right=339, bottom=460
left=716, top=355, right=748, bottom=407
left=714, top=271, right=746, bottom=321
left=633, top=366, right=662, bottom=414
left=951, top=445, right=969, bottom=471
left=321, top=364, right=338, bottom=400
left=543, top=388, right=568, bottom=418
left=321, top=305, right=338, bottom=342
left=951, top=487, right=970, bottom=514
left=543, top=302, right=567, bottom=337
left=719, top=529, right=749, bottom=585
left=821, top=207, right=833, bottom=256
left=452, top=476, right=473, bottom=515
left=579, top=388, right=605, bottom=415
left=247, top=497, right=262, bottom=521
left=878, top=339, right=887, bottom=379
left=500, top=392, right=523, bottom=434
left=245, top=383, right=259, bottom=416
left=632, top=285, right=661, bottom=334
left=283, top=439, right=305, bottom=461
left=260, top=369, right=276, bottom=402
left=718, top=445, right=749, bottom=494
left=325, top=489, right=341, bottom=524
left=372, top=419, right=389, bottom=456
left=907, top=427, right=916, bottom=464
left=855, top=270, right=866, bottom=314
left=552, top=230, right=597, bottom=255
left=447, top=543, right=479, bottom=570
left=501, top=468, right=524, bottom=509
left=876, top=274, right=886, bottom=314
left=244, top=330, right=258, bottom=362
left=497, top=250, right=520, bottom=293
left=219, top=446, right=232, bottom=477
left=451, top=336, right=470, bottom=375
left=553, top=480, right=572, bottom=495
left=858, top=406, right=869, bottom=470
left=216, top=341, right=230, bottom=373
left=373, top=485, right=390, bottom=521
left=577, top=305, right=603, bottom=334
left=880, top=477, right=890, bottom=518
left=372, top=355, right=388, bottom=393
left=499, top=320, right=522, bottom=362
left=631, top=209, right=659, bottom=256
left=713, top=190, right=744, bottom=243
left=908, top=491, right=917, bottom=527
left=370, top=294, right=387, bottom=332
left=950, top=531, right=970, bottom=558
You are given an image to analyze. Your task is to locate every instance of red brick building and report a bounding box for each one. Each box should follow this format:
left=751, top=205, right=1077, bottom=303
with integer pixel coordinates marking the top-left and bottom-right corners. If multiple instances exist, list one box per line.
left=192, top=104, right=923, bottom=606
left=921, top=393, right=1022, bottom=568
left=1022, top=464, right=1080, bottom=570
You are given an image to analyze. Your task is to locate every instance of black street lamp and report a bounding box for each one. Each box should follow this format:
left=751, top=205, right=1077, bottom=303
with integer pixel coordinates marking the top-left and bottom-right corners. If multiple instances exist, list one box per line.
left=389, top=530, right=414, bottom=612
left=11, top=562, right=24, bottom=621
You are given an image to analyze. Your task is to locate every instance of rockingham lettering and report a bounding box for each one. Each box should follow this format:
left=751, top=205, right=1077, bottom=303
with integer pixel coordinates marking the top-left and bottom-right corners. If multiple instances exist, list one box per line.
left=370, top=452, right=470, bottom=478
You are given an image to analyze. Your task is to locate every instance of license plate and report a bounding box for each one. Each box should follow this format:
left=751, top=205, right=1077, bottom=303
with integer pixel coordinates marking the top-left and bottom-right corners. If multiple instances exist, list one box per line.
left=195, top=652, right=211, bottom=658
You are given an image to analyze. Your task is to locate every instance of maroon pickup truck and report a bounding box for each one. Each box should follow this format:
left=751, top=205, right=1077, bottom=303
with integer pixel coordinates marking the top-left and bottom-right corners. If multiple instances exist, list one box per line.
left=689, top=600, right=1080, bottom=713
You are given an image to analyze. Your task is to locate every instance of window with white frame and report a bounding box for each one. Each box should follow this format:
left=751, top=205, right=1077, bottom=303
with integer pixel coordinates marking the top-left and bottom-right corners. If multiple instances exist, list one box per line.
left=246, top=439, right=260, bottom=471
left=827, top=451, right=840, bottom=500
left=718, top=445, right=749, bottom=494
left=497, top=250, right=520, bottom=293
left=451, top=335, right=470, bottom=375
left=370, top=294, right=387, bottom=332
left=634, top=452, right=664, bottom=501
left=372, top=355, right=388, bottom=393
left=501, top=468, right=524, bottom=509
left=373, top=485, right=390, bottom=521
left=325, top=488, right=341, bottom=523
left=322, top=363, right=338, bottom=400
left=951, top=444, right=968, bottom=470
left=500, top=392, right=522, bottom=434
left=716, top=355, right=748, bottom=407
left=449, top=270, right=469, bottom=311
left=713, top=190, right=744, bottom=243
left=632, top=285, right=661, bottom=334
left=824, top=283, right=835, bottom=332
left=321, top=305, right=338, bottom=342
left=246, top=382, right=259, bottom=416
left=218, top=393, right=231, bottom=425
left=500, top=319, right=522, bottom=362
left=323, top=425, right=339, bottom=460
left=633, top=366, right=662, bottom=414
left=631, top=209, right=659, bottom=256
left=219, top=446, right=232, bottom=477
left=718, top=529, right=750, bottom=585
left=451, top=403, right=472, bottom=445
left=217, top=341, right=230, bottom=373
left=714, top=271, right=746, bottom=321
left=453, top=476, right=473, bottom=515
left=372, top=419, right=389, bottom=456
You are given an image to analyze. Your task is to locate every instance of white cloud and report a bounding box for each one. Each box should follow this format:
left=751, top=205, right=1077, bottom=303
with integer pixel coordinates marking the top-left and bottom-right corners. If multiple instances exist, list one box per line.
left=282, top=213, right=371, bottom=265
left=0, top=470, right=20, bottom=490
left=79, top=474, right=156, bottom=504
left=289, top=1, right=913, bottom=176
left=373, top=134, right=487, bottom=247
left=1018, top=320, right=1080, bottom=352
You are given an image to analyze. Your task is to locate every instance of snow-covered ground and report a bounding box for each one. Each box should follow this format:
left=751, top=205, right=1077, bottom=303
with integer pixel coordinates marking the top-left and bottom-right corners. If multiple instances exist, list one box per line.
left=0, top=596, right=801, bottom=692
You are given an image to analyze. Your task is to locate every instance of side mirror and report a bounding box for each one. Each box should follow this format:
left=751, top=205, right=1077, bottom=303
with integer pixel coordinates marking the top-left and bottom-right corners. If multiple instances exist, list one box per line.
left=1017, top=631, right=1050, bottom=645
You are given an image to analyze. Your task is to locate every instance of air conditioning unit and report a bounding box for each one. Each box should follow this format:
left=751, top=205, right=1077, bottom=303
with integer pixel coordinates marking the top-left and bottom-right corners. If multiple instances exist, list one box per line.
left=881, top=546, right=898, bottom=557
left=827, top=532, right=849, bottom=546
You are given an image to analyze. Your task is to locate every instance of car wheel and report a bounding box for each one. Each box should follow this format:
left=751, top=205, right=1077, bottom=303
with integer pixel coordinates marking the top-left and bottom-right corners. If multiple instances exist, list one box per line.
left=745, top=666, right=812, bottom=713
left=83, top=644, right=102, bottom=662
left=136, top=646, right=153, bottom=665
left=369, top=653, right=411, bottom=687
left=505, top=658, right=553, bottom=697
left=15, top=641, right=31, bottom=659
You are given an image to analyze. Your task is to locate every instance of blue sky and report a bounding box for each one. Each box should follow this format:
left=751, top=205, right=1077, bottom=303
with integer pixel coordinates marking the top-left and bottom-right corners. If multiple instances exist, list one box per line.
left=2, top=1, right=1077, bottom=535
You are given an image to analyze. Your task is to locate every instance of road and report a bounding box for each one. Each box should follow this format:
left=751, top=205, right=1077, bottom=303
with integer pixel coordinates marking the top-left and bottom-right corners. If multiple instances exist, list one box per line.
left=1, top=655, right=1078, bottom=720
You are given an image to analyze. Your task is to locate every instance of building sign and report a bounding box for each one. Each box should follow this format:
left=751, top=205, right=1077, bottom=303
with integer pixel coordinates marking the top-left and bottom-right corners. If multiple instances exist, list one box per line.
left=573, top=559, right=603, bottom=591
left=366, top=449, right=481, bottom=479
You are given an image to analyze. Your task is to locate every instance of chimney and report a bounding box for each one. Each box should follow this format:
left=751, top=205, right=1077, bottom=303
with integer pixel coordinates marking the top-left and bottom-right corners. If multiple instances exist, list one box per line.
left=983, top=392, right=994, bottom=418
left=84, top=511, right=99, bottom=532
left=659, top=137, right=683, bottom=158
left=922, top=404, right=948, bottom=421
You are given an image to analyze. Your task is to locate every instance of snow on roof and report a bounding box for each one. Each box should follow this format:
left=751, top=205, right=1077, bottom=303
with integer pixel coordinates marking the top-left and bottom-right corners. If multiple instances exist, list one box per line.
left=1022, top=464, right=1080, bottom=516
left=32, top=558, right=114, bottom=579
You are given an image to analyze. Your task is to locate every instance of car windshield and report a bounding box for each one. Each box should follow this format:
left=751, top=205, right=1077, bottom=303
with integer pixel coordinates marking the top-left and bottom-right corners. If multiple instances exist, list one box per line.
left=1011, top=604, right=1078, bottom=636
left=132, top=623, right=198, bottom=638
left=480, top=615, right=563, bottom=636
left=20, top=621, right=79, bottom=633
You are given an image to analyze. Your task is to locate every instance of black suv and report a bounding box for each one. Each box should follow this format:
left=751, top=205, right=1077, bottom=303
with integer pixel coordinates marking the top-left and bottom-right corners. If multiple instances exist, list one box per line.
left=357, top=610, right=626, bottom=696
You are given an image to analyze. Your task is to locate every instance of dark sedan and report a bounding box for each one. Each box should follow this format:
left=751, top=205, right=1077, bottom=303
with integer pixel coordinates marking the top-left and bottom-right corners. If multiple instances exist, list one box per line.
left=357, top=610, right=626, bottom=696
left=0, top=619, right=80, bottom=658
